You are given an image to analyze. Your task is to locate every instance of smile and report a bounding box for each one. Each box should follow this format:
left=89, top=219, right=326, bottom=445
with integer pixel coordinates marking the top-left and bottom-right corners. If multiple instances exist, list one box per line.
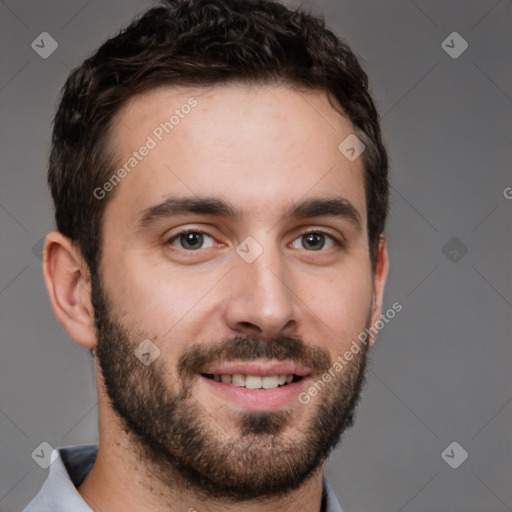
left=198, top=361, right=312, bottom=411
left=201, top=373, right=302, bottom=389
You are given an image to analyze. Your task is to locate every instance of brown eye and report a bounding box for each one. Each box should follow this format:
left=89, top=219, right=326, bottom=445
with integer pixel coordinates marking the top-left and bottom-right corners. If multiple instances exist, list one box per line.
left=302, top=233, right=326, bottom=250
left=290, top=231, right=338, bottom=251
left=168, top=231, right=215, bottom=251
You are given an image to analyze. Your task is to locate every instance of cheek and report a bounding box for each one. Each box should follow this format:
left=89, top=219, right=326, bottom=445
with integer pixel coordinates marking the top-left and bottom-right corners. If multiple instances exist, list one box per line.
left=102, top=254, right=221, bottom=339
left=299, top=265, right=373, bottom=348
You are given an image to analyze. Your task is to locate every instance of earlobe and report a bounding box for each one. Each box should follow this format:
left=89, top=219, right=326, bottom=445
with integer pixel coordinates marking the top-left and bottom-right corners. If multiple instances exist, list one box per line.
left=368, top=234, right=389, bottom=347
left=42, top=231, right=97, bottom=350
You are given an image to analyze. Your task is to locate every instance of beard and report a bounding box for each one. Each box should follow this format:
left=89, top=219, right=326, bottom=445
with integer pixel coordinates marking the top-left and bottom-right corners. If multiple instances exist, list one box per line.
left=91, top=273, right=370, bottom=502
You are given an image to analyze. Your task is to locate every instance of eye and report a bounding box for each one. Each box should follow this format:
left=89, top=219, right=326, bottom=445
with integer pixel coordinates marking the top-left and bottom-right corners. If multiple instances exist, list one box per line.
left=290, top=231, right=339, bottom=251
left=167, top=230, right=216, bottom=251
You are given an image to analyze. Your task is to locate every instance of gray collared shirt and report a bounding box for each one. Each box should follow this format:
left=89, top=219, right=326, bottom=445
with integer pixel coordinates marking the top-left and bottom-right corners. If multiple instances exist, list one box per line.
left=23, top=444, right=343, bottom=512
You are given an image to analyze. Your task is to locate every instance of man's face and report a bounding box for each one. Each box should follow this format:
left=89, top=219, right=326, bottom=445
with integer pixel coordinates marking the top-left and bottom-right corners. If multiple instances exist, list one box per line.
left=93, top=84, right=382, bottom=500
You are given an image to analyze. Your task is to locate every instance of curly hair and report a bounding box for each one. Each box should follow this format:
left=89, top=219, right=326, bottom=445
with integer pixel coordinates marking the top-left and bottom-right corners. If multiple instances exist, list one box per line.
left=49, top=0, right=389, bottom=275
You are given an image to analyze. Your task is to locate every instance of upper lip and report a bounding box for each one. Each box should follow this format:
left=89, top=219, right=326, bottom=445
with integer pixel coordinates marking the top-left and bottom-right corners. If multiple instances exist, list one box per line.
left=201, top=361, right=312, bottom=378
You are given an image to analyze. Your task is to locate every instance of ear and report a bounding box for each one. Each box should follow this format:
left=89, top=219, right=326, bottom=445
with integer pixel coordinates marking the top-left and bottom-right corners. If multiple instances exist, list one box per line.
left=42, top=231, right=97, bottom=350
left=368, top=234, right=389, bottom=347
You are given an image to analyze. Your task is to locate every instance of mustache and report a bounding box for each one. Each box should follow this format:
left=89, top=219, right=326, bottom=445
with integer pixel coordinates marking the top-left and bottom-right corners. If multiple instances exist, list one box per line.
left=177, top=333, right=332, bottom=379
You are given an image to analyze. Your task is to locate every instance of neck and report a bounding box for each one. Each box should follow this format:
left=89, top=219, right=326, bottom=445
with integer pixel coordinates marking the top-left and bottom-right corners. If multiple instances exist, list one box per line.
left=77, top=390, right=325, bottom=512
left=77, top=440, right=325, bottom=512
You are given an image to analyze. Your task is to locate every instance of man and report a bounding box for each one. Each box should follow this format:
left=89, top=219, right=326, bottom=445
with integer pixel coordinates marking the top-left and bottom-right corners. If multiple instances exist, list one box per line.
left=24, top=0, right=389, bottom=510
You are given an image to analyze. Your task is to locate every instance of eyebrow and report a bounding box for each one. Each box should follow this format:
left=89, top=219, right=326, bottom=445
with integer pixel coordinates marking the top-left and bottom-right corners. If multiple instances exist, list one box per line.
left=137, top=195, right=363, bottom=230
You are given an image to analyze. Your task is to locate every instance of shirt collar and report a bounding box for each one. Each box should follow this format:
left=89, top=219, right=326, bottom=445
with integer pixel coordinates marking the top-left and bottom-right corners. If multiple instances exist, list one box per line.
left=24, top=444, right=343, bottom=512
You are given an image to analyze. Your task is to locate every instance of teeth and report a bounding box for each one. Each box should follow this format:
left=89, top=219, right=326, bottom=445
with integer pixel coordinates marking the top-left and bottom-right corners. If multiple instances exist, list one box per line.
left=245, top=375, right=262, bottom=389
left=210, top=373, right=296, bottom=389
left=221, top=374, right=232, bottom=384
left=262, top=376, right=279, bottom=389
left=232, top=374, right=246, bottom=387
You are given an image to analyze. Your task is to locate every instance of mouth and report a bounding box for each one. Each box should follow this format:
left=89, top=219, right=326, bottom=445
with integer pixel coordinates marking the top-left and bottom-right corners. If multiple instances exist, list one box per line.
left=201, top=373, right=303, bottom=389
left=197, top=362, right=311, bottom=411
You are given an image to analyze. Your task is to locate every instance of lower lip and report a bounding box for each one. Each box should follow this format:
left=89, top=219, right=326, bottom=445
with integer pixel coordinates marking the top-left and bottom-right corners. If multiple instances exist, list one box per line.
left=199, top=375, right=310, bottom=411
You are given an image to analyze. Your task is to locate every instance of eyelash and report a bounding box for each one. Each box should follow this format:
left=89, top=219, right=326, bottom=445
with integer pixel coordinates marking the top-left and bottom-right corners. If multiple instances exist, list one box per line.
left=165, top=228, right=343, bottom=252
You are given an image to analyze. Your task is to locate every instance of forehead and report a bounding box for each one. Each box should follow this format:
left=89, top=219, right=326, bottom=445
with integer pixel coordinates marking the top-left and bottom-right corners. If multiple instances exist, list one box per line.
left=103, top=83, right=366, bottom=229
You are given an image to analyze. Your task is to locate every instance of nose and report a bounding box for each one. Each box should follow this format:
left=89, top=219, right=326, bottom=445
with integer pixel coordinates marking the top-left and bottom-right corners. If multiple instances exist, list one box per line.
left=222, top=243, right=301, bottom=340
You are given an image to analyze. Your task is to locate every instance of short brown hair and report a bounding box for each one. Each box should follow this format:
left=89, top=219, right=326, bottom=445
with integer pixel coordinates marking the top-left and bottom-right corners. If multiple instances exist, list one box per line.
left=49, top=0, right=389, bottom=275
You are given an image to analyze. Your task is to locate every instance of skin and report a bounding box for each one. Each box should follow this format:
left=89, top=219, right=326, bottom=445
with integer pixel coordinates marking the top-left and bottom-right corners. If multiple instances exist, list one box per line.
left=43, top=83, right=389, bottom=512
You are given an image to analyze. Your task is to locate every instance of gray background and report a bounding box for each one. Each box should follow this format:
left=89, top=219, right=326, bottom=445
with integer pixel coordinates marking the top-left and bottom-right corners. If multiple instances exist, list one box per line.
left=1, top=1, right=510, bottom=511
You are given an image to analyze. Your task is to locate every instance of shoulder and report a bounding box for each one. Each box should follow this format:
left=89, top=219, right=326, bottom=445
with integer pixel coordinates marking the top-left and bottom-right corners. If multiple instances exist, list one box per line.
left=22, top=444, right=97, bottom=512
